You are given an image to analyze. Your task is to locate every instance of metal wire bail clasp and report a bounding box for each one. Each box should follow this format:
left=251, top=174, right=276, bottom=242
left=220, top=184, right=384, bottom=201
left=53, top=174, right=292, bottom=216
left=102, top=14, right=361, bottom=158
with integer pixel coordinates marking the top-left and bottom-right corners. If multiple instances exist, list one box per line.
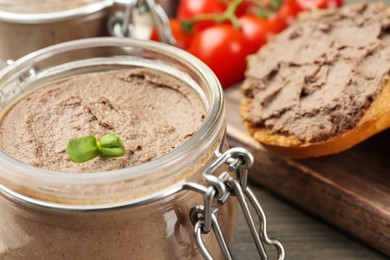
left=189, top=147, right=285, bottom=260
left=108, top=0, right=176, bottom=45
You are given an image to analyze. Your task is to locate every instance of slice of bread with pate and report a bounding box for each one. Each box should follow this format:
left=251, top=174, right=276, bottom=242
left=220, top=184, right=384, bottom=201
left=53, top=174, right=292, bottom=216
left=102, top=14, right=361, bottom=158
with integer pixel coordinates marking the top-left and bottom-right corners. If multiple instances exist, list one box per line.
left=240, top=3, right=390, bottom=158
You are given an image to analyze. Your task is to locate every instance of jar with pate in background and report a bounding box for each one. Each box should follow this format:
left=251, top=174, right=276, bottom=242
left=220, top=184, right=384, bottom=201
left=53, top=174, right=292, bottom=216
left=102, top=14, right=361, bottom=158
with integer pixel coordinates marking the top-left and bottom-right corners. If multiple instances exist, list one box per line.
left=0, top=0, right=182, bottom=64
left=0, top=0, right=114, bottom=63
left=0, top=38, right=239, bottom=259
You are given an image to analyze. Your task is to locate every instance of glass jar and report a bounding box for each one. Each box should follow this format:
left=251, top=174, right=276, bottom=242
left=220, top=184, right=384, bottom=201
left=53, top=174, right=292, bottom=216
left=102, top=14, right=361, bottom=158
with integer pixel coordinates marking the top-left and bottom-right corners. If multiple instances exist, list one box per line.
left=0, top=38, right=237, bottom=259
left=0, top=0, right=113, bottom=62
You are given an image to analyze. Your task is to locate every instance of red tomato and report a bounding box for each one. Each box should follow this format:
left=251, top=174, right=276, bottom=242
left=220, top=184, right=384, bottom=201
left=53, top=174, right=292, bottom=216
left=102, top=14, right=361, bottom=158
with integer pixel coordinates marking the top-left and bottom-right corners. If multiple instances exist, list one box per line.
left=275, top=0, right=301, bottom=28
left=268, top=17, right=288, bottom=38
left=177, top=0, right=227, bottom=31
left=234, top=0, right=256, bottom=16
left=150, top=18, right=193, bottom=50
left=188, top=25, right=250, bottom=88
left=239, top=14, right=282, bottom=53
left=294, top=0, right=343, bottom=10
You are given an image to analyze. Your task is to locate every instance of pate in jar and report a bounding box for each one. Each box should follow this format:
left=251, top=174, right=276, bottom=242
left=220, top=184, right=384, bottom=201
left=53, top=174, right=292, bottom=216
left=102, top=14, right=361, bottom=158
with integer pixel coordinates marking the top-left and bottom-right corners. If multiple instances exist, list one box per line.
left=0, top=0, right=113, bottom=62
left=0, top=38, right=240, bottom=259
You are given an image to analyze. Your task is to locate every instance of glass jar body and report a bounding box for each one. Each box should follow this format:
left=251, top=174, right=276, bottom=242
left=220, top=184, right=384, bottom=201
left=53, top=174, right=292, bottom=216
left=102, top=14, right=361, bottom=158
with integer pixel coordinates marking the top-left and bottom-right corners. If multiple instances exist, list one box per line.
left=0, top=150, right=237, bottom=259
left=0, top=38, right=236, bottom=259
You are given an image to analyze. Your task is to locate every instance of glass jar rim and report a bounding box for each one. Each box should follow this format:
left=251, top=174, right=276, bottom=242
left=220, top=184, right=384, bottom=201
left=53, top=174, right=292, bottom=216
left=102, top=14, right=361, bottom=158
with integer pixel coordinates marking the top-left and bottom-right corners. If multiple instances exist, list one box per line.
left=0, top=37, right=224, bottom=203
left=0, top=0, right=113, bottom=24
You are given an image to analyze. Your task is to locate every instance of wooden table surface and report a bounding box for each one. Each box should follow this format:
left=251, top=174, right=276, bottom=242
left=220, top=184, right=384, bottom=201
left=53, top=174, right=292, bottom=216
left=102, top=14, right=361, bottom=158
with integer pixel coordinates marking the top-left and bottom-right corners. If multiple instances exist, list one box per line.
left=229, top=0, right=389, bottom=258
left=231, top=188, right=387, bottom=259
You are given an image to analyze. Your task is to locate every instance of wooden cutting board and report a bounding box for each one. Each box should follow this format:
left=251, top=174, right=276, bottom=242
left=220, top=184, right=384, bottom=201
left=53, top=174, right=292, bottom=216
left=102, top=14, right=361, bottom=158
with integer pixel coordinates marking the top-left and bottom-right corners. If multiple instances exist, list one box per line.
left=225, top=87, right=390, bottom=256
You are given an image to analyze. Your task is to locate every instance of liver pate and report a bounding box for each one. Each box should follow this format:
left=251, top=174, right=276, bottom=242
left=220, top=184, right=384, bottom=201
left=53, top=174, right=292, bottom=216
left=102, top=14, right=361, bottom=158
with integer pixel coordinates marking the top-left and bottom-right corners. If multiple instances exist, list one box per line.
left=0, top=69, right=205, bottom=173
left=242, top=3, right=390, bottom=142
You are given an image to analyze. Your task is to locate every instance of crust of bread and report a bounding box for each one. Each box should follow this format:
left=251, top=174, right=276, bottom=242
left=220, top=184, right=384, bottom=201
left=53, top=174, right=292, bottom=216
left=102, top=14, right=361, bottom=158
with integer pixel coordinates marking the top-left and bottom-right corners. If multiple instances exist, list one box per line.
left=240, top=79, right=390, bottom=158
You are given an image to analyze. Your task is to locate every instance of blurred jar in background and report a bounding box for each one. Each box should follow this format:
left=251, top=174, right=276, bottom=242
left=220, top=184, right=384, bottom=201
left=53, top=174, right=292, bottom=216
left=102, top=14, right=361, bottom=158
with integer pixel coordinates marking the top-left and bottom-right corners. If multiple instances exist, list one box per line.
left=0, top=0, right=113, bottom=63
left=0, top=0, right=181, bottom=65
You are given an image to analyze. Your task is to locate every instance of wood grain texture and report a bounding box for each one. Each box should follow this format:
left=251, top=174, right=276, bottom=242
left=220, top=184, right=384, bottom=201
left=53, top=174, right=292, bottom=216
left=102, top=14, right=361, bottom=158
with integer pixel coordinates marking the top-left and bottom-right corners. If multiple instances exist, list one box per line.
left=226, top=84, right=390, bottom=257
left=232, top=189, right=388, bottom=260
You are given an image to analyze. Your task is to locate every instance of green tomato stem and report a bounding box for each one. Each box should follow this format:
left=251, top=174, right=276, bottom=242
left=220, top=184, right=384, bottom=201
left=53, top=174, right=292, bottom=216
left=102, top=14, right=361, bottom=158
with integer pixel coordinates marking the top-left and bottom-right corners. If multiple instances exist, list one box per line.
left=181, top=0, right=245, bottom=32
left=180, top=0, right=282, bottom=33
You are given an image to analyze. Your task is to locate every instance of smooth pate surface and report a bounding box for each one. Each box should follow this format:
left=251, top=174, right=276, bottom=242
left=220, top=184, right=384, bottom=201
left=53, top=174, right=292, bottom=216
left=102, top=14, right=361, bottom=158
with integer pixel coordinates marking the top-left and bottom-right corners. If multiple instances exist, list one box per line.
left=0, top=68, right=205, bottom=173
left=242, top=3, right=390, bottom=142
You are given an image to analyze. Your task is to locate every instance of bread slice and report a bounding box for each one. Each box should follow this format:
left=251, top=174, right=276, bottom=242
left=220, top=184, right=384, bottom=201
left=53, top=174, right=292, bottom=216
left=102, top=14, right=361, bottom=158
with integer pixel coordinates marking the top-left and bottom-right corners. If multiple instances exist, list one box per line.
left=239, top=3, right=390, bottom=159
left=240, top=79, right=390, bottom=158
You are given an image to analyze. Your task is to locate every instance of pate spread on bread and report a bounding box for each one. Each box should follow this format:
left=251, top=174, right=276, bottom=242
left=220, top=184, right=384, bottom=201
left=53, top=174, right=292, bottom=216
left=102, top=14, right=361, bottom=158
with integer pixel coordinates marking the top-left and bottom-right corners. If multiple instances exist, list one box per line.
left=241, top=3, right=390, bottom=158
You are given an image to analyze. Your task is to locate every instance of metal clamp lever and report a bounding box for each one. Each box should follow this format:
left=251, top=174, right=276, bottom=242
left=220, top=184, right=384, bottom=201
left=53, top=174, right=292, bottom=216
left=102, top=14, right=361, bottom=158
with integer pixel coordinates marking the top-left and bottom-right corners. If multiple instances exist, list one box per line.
left=227, top=176, right=285, bottom=260
left=190, top=206, right=232, bottom=260
left=187, top=147, right=285, bottom=259
left=108, top=0, right=176, bottom=45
